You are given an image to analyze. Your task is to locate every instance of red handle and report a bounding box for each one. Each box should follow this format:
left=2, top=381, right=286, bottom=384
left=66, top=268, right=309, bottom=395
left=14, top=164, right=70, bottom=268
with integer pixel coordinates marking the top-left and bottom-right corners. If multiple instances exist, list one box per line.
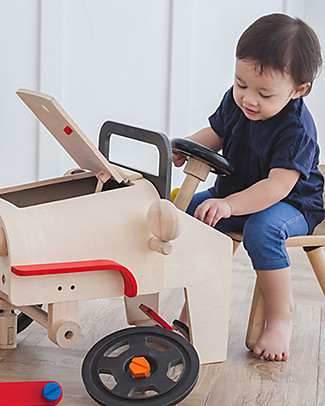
left=11, top=259, right=138, bottom=298
left=0, top=381, right=63, bottom=406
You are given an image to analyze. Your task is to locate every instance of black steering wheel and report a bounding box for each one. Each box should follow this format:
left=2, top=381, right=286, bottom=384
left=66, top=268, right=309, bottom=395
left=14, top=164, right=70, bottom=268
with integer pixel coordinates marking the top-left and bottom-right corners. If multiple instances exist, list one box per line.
left=171, top=138, right=233, bottom=176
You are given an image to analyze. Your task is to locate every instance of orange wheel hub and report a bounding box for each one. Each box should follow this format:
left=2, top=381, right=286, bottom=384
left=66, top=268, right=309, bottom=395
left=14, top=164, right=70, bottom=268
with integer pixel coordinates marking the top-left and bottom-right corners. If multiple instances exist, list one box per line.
left=129, top=356, right=151, bottom=378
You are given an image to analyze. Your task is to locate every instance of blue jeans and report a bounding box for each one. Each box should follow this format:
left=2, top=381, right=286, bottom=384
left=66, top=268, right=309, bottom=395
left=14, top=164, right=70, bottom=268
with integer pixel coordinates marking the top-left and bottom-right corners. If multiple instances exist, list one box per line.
left=187, top=190, right=309, bottom=270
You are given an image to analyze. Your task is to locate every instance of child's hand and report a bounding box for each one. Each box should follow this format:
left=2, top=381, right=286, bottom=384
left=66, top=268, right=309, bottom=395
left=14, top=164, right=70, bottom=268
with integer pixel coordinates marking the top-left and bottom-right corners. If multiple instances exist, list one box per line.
left=194, top=198, right=232, bottom=227
left=172, top=152, right=187, bottom=167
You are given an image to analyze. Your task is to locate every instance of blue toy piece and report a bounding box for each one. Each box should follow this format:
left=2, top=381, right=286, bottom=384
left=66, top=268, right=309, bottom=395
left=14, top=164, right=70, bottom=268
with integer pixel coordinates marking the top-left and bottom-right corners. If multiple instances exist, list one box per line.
left=42, top=382, right=63, bottom=402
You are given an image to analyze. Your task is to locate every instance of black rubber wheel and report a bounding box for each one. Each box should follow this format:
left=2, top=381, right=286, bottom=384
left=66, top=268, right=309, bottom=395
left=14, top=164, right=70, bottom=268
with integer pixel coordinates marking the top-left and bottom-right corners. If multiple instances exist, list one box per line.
left=82, top=326, right=200, bottom=406
left=171, top=138, right=233, bottom=175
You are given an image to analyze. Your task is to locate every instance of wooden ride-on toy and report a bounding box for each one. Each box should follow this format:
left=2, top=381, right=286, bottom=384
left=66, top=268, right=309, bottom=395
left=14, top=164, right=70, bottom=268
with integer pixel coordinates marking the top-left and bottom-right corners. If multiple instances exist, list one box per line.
left=0, top=89, right=233, bottom=404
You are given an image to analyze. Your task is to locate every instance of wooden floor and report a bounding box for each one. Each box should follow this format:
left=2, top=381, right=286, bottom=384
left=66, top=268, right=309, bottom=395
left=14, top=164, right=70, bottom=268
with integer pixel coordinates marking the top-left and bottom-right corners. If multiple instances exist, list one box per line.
left=0, top=245, right=324, bottom=405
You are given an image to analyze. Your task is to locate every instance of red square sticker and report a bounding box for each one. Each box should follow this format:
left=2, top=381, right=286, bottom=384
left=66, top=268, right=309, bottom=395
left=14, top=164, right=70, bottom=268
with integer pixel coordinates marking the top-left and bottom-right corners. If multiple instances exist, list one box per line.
left=64, top=126, right=73, bottom=135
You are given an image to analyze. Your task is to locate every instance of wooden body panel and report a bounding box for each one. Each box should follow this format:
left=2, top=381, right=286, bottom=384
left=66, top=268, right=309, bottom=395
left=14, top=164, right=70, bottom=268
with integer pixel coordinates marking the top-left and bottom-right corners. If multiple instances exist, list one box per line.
left=165, top=212, right=233, bottom=363
left=0, top=171, right=233, bottom=363
left=0, top=177, right=165, bottom=305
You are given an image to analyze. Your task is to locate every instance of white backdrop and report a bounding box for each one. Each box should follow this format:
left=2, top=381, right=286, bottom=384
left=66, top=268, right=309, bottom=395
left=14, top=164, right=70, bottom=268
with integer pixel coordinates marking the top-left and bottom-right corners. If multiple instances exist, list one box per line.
left=0, top=0, right=324, bottom=190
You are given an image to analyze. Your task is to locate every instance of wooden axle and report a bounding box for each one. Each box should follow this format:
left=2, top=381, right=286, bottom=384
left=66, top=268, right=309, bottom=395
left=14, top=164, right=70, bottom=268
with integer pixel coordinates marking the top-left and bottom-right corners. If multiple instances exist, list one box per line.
left=0, top=293, right=81, bottom=350
left=18, top=305, right=48, bottom=329
left=0, top=299, right=17, bottom=349
left=48, top=301, right=81, bottom=349
left=19, top=302, right=81, bottom=349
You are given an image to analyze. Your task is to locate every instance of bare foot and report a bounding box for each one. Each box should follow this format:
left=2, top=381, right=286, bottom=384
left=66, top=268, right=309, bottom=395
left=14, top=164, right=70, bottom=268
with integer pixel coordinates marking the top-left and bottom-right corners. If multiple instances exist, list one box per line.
left=253, top=317, right=293, bottom=361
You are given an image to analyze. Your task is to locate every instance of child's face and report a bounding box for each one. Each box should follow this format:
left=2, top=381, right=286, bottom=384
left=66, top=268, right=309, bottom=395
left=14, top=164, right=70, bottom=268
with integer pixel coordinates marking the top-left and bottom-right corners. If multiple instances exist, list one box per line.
left=233, top=59, right=299, bottom=121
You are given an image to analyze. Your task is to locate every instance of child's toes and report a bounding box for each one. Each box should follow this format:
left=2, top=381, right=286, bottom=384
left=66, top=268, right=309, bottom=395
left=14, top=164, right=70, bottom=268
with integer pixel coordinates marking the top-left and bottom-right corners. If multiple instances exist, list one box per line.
left=263, top=352, right=271, bottom=360
left=282, top=351, right=289, bottom=361
left=253, top=344, right=264, bottom=357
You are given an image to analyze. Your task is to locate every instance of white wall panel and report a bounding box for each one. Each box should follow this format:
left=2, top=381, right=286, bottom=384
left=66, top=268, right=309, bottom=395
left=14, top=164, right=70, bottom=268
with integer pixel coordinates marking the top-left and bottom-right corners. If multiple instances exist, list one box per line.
left=285, top=0, right=325, bottom=159
left=0, top=0, right=40, bottom=187
left=167, top=0, right=194, bottom=138
left=59, top=0, right=172, bottom=175
left=38, top=0, right=64, bottom=180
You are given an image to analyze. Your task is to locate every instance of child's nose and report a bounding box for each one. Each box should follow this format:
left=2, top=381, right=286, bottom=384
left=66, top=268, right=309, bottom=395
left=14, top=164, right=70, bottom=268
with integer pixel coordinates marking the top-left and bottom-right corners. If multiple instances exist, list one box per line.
left=243, top=94, right=258, bottom=107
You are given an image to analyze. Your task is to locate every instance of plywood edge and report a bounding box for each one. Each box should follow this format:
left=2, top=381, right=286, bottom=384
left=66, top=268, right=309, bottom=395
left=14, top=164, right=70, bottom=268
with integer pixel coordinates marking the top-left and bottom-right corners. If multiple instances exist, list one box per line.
left=0, top=171, right=94, bottom=195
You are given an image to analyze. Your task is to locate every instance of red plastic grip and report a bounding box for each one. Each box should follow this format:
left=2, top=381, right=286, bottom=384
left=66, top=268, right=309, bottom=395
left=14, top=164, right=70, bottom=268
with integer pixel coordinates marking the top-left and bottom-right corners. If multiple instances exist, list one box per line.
left=11, top=259, right=138, bottom=298
left=0, top=381, right=63, bottom=406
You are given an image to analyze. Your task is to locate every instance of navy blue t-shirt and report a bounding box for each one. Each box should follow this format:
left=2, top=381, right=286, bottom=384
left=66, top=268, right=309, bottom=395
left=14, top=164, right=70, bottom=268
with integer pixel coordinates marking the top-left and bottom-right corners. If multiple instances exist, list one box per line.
left=208, top=86, right=324, bottom=234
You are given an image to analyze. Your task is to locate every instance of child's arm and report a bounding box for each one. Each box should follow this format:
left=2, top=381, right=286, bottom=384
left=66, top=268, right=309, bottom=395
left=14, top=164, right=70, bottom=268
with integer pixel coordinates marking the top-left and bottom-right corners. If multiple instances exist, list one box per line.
left=194, top=168, right=300, bottom=227
left=173, top=127, right=223, bottom=167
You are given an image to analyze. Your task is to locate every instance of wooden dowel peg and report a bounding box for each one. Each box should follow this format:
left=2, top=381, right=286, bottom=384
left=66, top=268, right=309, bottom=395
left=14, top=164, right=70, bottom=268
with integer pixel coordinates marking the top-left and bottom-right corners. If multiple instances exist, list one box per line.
left=47, top=302, right=81, bottom=349
left=148, top=236, right=172, bottom=255
left=0, top=310, right=17, bottom=349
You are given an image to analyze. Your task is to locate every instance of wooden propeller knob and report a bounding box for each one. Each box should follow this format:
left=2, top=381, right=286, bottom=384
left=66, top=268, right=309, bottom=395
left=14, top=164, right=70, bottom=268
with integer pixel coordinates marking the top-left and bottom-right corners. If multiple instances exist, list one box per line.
left=147, top=199, right=181, bottom=242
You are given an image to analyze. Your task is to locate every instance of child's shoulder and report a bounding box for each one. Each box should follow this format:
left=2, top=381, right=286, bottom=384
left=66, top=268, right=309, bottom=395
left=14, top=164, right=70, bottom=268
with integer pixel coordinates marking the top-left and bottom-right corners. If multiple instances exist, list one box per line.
left=280, top=98, right=317, bottom=140
left=209, top=86, right=241, bottom=137
left=220, top=86, right=237, bottom=109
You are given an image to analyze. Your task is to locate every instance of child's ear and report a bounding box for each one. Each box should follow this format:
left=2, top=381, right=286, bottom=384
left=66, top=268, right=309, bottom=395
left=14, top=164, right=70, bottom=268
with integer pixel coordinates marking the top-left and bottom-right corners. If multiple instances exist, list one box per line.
left=292, top=82, right=311, bottom=99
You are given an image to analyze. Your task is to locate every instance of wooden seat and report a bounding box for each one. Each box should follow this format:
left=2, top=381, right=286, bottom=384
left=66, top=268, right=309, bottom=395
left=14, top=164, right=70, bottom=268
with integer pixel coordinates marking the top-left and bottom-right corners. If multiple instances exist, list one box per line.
left=228, top=165, right=325, bottom=350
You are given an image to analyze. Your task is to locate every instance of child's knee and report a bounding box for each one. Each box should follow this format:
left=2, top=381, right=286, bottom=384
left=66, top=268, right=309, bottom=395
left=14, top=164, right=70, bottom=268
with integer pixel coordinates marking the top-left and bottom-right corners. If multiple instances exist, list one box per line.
left=243, top=215, right=279, bottom=250
left=242, top=214, right=289, bottom=270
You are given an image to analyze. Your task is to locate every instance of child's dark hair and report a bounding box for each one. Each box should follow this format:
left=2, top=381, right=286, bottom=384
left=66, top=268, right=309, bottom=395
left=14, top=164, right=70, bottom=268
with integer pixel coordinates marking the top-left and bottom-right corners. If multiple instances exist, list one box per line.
left=236, top=13, right=322, bottom=96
